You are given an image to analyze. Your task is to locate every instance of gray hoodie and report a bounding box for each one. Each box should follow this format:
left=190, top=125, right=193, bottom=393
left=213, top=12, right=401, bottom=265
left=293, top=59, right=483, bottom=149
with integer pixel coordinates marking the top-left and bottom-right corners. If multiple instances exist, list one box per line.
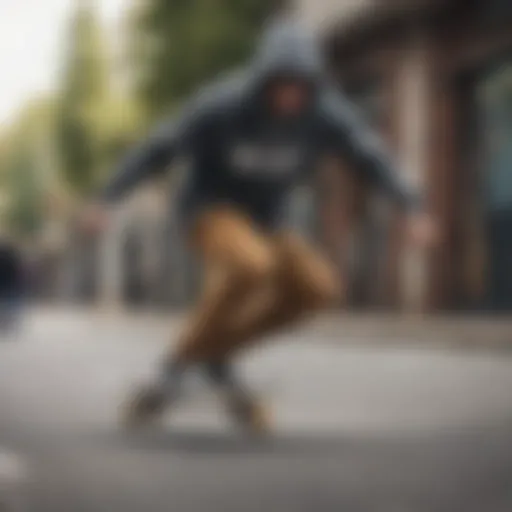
left=102, top=17, right=420, bottom=229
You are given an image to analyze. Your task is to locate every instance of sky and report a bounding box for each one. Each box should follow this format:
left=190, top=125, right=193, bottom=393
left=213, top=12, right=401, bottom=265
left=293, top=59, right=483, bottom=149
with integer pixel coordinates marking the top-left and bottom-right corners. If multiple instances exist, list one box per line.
left=0, top=0, right=127, bottom=125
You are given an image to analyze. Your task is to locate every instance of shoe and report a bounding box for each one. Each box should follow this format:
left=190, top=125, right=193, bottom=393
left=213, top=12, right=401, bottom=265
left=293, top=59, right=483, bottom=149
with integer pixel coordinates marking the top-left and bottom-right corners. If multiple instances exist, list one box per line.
left=120, top=384, right=168, bottom=429
left=226, top=393, right=272, bottom=436
left=204, top=361, right=273, bottom=435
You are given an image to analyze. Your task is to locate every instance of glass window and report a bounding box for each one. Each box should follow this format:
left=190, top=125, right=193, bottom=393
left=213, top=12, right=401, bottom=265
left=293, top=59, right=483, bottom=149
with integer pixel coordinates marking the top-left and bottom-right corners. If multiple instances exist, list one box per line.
left=477, top=63, right=512, bottom=212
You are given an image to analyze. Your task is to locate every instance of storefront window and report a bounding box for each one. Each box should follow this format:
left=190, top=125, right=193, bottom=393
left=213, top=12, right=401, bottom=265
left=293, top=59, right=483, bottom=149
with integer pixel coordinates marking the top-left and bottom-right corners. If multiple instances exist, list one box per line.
left=474, top=61, right=512, bottom=310
left=477, top=65, right=512, bottom=213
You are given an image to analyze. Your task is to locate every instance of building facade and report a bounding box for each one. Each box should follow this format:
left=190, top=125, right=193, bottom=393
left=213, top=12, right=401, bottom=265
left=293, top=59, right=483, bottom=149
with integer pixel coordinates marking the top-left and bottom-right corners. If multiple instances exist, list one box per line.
left=75, top=0, right=512, bottom=313
left=297, top=0, right=512, bottom=312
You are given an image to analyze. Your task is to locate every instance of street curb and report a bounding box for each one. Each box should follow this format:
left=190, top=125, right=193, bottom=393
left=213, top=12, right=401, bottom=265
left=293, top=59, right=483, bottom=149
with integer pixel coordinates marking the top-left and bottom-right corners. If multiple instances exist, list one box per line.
left=0, top=450, right=30, bottom=512
left=31, top=307, right=512, bottom=350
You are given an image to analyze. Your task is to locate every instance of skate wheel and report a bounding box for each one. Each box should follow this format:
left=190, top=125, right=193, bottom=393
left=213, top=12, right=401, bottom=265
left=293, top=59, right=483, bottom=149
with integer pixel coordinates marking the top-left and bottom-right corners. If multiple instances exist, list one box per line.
left=229, top=397, right=273, bottom=436
left=119, top=386, right=167, bottom=429
left=247, top=402, right=272, bottom=436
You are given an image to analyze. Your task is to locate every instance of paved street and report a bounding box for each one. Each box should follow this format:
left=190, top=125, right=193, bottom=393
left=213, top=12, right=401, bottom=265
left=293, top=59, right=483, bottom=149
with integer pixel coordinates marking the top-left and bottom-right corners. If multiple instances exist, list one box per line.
left=0, top=309, right=511, bottom=511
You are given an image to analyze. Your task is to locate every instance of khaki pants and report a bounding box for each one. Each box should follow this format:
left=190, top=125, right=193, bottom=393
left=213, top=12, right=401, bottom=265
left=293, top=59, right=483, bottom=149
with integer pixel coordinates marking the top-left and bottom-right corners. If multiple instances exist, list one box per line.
left=173, top=206, right=340, bottom=363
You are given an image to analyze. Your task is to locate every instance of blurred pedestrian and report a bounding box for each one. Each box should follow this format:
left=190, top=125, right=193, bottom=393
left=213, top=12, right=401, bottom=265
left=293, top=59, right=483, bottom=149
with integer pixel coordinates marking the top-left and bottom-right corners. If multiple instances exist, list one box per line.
left=0, top=236, right=25, bottom=336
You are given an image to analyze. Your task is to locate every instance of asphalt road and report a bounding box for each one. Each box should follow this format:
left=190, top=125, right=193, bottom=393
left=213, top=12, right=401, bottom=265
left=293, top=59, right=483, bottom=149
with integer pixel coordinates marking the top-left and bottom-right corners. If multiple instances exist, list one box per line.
left=0, top=310, right=511, bottom=512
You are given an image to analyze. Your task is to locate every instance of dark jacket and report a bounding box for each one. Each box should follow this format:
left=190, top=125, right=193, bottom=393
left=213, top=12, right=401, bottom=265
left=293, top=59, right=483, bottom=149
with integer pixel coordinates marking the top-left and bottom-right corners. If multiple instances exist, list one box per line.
left=102, top=17, right=420, bottom=229
left=0, top=241, right=24, bottom=297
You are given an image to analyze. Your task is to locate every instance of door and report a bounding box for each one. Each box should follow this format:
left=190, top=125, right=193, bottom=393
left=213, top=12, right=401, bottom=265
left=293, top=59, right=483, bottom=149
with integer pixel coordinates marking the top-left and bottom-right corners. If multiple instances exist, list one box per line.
left=474, top=61, right=512, bottom=310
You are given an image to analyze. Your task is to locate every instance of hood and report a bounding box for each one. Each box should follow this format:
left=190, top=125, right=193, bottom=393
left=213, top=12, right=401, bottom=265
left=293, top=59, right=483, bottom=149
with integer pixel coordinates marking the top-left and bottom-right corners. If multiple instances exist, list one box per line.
left=251, top=17, right=325, bottom=83
left=242, top=16, right=326, bottom=119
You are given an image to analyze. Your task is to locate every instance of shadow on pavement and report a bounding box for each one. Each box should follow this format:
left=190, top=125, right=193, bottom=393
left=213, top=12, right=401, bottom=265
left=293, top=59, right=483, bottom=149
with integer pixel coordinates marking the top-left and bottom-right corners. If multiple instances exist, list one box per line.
left=81, top=418, right=512, bottom=459
left=92, top=428, right=355, bottom=456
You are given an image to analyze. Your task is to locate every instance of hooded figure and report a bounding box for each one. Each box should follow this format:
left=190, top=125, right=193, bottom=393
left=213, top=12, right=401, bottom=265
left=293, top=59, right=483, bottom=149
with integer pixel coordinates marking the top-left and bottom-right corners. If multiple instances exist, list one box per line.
left=0, top=238, right=25, bottom=333
left=0, top=239, right=24, bottom=298
left=102, top=17, right=419, bottom=229
left=101, top=17, right=426, bottom=432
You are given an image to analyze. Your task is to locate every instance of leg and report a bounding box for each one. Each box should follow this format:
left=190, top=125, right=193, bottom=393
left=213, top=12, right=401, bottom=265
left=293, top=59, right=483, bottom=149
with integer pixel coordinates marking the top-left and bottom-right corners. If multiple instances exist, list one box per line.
left=203, top=233, right=340, bottom=432
left=203, top=359, right=271, bottom=433
left=205, top=231, right=341, bottom=360
left=122, top=207, right=276, bottom=427
left=173, top=207, right=277, bottom=362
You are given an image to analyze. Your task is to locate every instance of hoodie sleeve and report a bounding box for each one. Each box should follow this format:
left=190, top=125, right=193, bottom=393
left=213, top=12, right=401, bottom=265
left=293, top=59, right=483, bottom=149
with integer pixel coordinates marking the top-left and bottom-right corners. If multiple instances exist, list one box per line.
left=101, top=92, right=213, bottom=202
left=319, top=89, right=422, bottom=212
left=101, top=119, right=177, bottom=202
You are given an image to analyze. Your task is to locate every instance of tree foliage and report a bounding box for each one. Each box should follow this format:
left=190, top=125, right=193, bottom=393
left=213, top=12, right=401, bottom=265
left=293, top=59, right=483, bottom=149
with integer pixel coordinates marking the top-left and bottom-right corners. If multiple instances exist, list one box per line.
left=57, top=0, right=110, bottom=195
left=130, top=0, right=279, bottom=118
left=0, top=99, right=58, bottom=237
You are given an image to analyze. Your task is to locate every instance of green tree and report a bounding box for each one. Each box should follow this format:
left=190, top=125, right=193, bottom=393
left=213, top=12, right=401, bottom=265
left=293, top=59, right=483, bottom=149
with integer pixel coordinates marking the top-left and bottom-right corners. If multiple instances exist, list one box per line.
left=57, top=0, right=109, bottom=196
left=5, top=145, right=42, bottom=236
left=0, top=98, right=58, bottom=237
left=130, top=0, right=280, bottom=119
left=94, top=95, right=144, bottom=169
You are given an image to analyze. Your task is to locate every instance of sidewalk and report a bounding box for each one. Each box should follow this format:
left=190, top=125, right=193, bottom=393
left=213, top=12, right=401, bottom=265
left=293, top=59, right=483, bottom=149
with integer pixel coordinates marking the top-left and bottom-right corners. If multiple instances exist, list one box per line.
left=0, top=449, right=30, bottom=512
left=35, top=306, right=512, bottom=349
left=314, top=312, right=512, bottom=348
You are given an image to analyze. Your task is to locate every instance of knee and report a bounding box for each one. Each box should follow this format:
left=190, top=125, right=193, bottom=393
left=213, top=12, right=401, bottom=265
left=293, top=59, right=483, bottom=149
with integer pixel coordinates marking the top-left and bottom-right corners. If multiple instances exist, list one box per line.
left=301, top=272, right=341, bottom=311
left=235, top=249, right=276, bottom=287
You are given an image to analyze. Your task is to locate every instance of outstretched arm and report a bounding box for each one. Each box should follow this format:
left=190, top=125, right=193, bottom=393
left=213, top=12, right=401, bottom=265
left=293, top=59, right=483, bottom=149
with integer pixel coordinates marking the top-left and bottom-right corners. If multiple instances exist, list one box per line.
left=100, top=71, right=241, bottom=203
left=319, top=88, right=438, bottom=247
left=82, top=100, right=202, bottom=233
left=101, top=118, right=179, bottom=202
left=100, top=96, right=206, bottom=203
left=320, top=88, right=421, bottom=212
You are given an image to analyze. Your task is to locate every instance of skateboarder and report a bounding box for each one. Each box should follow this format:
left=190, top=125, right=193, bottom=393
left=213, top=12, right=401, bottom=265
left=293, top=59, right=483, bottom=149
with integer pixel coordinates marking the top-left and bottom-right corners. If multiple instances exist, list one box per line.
left=83, top=16, right=435, bottom=432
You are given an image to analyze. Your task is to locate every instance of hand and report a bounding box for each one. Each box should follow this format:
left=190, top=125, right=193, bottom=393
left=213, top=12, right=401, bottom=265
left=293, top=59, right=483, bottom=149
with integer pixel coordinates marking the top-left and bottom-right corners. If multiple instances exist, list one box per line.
left=404, top=213, right=438, bottom=248
left=80, top=203, right=109, bottom=236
